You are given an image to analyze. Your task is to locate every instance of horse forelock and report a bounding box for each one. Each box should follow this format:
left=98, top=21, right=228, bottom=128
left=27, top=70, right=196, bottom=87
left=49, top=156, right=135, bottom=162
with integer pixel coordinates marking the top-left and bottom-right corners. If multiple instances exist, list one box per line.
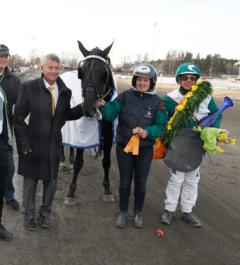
left=90, top=47, right=105, bottom=57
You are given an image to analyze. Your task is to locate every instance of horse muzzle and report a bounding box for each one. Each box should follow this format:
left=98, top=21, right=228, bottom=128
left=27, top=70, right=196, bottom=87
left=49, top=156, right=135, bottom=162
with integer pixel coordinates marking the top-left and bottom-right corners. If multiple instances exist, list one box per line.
left=82, top=101, right=96, bottom=117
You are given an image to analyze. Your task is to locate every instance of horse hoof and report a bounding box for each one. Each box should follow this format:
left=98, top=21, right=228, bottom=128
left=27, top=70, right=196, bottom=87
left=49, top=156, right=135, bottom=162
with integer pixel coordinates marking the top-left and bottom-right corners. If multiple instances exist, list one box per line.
left=59, top=162, right=66, bottom=169
left=102, top=194, right=115, bottom=202
left=64, top=197, right=76, bottom=206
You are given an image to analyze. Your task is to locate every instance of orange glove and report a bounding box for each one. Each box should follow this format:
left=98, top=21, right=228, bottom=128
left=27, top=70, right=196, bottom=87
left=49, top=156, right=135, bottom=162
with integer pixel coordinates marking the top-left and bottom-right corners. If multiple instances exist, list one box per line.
left=124, top=135, right=140, bottom=155
left=152, top=137, right=166, bottom=159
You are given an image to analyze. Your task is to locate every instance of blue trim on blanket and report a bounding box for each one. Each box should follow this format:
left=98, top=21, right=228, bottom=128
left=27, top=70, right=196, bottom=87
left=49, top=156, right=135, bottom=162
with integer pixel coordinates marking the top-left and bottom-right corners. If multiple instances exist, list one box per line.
left=112, top=120, right=116, bottom=144
left=62, top=142, right=100, bottom=149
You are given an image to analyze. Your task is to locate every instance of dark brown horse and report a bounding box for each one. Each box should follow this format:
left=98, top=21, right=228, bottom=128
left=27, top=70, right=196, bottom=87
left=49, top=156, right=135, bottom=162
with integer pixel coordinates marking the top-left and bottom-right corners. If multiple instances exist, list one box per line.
left=64, top=41, right=116, bottom=205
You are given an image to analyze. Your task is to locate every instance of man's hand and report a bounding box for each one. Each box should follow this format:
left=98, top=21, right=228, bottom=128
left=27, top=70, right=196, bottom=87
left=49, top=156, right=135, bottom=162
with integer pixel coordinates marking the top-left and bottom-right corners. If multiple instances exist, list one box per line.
left=23, top=149, right=32, bottom=155
left=97, top=99, right=106, bottom=107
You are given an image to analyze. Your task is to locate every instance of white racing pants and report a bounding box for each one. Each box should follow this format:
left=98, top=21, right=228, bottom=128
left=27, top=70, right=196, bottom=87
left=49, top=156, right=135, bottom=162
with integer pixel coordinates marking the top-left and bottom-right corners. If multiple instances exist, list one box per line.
left=164, top=167, right=200, bottom=213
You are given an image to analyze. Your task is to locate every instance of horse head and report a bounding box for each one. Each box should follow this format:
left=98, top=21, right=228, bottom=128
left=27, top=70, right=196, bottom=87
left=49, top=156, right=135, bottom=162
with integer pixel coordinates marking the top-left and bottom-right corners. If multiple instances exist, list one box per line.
left=77, top=40, right=114, bottom=117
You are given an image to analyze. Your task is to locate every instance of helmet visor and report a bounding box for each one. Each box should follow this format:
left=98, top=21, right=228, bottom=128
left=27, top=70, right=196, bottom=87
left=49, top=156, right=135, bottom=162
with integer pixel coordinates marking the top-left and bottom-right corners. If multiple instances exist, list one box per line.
left=180, top=74, right=198, bottom=82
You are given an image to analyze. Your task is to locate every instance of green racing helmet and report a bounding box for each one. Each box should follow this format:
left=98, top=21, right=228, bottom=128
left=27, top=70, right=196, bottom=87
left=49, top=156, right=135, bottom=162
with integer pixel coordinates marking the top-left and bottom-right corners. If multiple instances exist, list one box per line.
left=175, top=62, right=201, bottom=83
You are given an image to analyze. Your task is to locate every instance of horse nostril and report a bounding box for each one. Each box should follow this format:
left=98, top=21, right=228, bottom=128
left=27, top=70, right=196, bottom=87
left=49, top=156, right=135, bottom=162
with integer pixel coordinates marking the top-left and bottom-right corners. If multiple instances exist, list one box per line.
left=85, top=111, right=95, bottom=117
left=82, top=102, right=97, bottom=118
left=83, top=108, right=96, bottom=118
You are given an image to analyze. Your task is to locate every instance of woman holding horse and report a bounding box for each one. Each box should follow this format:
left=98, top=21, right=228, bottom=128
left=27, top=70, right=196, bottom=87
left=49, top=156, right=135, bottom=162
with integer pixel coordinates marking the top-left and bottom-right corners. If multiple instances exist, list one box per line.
left=98, top=64, right=168, bottom=228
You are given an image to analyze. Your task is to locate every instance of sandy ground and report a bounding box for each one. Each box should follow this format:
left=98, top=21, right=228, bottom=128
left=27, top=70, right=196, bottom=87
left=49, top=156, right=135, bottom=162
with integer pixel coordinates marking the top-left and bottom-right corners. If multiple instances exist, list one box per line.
left=0, top=76, right=239, bottom=265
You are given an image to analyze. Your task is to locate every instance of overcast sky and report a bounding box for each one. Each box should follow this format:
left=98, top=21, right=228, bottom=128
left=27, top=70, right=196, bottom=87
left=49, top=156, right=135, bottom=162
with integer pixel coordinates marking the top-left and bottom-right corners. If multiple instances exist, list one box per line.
left=1, top=0, right=239, bottom=66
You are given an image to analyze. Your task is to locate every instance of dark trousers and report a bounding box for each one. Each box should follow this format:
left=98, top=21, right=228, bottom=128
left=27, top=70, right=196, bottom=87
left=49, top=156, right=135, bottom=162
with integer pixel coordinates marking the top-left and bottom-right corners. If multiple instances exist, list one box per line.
left=0, top=139, right=7, bottom=224
left=23, top=177, right=57, bottom=220
left=116, top=143, right=153, bottom=213
left=4, top=146, right=15, bottom=201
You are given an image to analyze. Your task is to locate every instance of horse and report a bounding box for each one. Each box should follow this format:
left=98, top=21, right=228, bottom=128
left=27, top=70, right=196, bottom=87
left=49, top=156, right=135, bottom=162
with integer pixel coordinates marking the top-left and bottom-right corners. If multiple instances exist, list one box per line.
left=62, top=41, right=117, bottom=205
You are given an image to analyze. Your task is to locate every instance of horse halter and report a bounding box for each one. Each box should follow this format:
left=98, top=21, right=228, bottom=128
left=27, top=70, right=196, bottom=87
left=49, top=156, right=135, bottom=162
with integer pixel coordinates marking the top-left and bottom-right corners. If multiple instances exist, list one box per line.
left=79, top=55, right=112, bottom=100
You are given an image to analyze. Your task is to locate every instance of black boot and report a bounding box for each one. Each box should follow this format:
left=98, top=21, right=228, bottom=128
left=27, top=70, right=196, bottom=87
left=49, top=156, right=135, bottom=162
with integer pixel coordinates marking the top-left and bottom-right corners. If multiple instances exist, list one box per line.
left=115, top=212, right=128, bottom=228
left=6, top=198, right=20, bottom=211
left=181, top=212, right=202, bottom=227
left=133, top=213, right=143, bottom=228
left=38, top=214, right=50, bottom=229
left=24, top=218, right=36, bottom=231
left=0, top=224, right=13, bottom=241
left=161, top=210, right=175, bottom=225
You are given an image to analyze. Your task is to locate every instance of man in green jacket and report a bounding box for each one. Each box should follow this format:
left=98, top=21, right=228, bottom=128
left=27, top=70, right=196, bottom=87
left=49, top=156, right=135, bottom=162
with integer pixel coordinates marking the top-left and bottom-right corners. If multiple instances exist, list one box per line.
left=161, top=63, right=221, bottom=227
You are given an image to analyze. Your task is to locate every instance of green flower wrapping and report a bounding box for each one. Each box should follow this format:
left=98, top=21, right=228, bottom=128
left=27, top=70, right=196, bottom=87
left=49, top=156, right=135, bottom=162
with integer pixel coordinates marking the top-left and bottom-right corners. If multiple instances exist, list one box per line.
left=162, top=80, right=213, bottom=147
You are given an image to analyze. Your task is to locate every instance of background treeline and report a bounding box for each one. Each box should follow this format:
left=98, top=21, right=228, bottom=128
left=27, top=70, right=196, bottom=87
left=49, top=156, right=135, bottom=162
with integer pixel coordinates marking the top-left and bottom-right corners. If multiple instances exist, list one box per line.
left=116, top=50, right=239, bottom=77
left=9, top=50, right=239, bottom=77
left=8, top=54, right=79, bottom=72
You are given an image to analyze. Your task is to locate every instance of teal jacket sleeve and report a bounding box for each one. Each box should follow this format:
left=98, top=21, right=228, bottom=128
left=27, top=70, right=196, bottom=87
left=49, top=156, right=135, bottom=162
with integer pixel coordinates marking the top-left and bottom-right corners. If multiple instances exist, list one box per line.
left=144, top=102, right=169, bottom=141
left=100, top=97, right=122, bottom=121
left=208, top=98, right=222, bottom=128
left=161, top=95, right=177, bottom=120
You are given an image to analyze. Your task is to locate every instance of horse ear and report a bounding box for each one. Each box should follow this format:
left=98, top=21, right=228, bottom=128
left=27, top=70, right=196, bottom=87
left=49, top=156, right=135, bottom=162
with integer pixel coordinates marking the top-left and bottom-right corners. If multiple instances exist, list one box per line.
left=77, top=40, right=90, bottom=57
left=102, top=41, right=114, bottom=58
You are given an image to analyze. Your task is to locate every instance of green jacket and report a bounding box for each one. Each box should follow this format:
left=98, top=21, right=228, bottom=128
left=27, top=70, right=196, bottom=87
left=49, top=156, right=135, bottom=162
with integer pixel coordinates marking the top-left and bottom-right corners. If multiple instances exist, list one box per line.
left=162, top=91, right=221, bottom=129
left=100, top=89, right=168, bottom=146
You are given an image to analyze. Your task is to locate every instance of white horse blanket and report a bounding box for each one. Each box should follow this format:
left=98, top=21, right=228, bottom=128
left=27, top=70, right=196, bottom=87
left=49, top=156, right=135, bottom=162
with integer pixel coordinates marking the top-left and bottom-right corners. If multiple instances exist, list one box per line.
left=61, top=70, right=117, bottom=149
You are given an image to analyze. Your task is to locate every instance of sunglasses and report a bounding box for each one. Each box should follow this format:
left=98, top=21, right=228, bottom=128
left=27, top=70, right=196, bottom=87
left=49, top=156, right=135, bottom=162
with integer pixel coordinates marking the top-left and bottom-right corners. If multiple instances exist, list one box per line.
left=181, top=74, right=197, bottom=82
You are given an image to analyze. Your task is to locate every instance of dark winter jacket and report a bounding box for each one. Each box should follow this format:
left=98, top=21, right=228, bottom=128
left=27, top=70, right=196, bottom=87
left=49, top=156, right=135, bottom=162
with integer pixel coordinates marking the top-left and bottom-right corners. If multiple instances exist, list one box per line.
left=101, top=88, right=168, bottom=147
left=0, top=67, right=21, bottom=130
left=14, top=76, right=83, bottom=181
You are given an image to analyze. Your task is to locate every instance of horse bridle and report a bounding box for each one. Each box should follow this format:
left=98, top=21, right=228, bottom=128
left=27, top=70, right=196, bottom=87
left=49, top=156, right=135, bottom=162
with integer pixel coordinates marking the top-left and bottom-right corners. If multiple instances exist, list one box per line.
left=79, top=55, right=112, bottom=100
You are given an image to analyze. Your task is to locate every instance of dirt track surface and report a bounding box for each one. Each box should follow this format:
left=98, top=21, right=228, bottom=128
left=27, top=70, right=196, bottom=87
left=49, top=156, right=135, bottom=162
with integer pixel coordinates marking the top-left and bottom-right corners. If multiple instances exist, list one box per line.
left=0, top=76, right=239, bottom=265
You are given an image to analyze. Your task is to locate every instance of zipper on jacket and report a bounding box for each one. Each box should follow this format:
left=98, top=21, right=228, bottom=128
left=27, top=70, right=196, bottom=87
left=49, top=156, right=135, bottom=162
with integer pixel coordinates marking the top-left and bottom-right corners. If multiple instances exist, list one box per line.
left=135, top=92, right=143, bottom=127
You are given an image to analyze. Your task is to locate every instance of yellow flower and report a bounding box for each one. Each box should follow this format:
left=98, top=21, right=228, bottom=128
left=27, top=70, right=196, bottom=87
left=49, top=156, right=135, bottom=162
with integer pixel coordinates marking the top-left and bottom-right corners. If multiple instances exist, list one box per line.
left=167, top=124, right=171, bottom=130
left=185, top=92, right=193, bottom=98
left=182, top=99, right=188, bottom=105
left=176, top=105, right=184, bottom=111
left=168, top=117, right=174, bottom=125
left=197, top=80, right=204, bottom=85
left=230, top=138, right=237, bottom=145
left=219, top=148, right=224, bottom=153
left=191, top=85, right=197, bottom=91
left=218, top=132, right=228, bottom=140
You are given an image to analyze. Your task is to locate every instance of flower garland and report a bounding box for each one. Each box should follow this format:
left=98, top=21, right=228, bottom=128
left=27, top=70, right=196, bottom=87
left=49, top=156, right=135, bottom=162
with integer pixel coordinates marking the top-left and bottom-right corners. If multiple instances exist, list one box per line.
left=162, top=80, right=213, bottom=147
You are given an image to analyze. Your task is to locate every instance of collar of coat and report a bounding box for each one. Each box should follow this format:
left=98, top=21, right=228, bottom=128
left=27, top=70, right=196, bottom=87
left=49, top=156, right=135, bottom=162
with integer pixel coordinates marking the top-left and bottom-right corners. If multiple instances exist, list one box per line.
left=40, top=74, right=69, bottom=95
left=1, top=67, right=12, bottom=78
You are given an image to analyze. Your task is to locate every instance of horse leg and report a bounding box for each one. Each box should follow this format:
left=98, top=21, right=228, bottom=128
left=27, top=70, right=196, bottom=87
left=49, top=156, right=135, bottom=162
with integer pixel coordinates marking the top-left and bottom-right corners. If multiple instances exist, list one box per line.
left=59, top=145, right=66, bottom=169
left=69, top=147, right=75, bottom=165
left=102, top=120, right=114, bottom=202
left=60, top=145, right=65, bottom=161
left=64, top=149, right=84, bottom=205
